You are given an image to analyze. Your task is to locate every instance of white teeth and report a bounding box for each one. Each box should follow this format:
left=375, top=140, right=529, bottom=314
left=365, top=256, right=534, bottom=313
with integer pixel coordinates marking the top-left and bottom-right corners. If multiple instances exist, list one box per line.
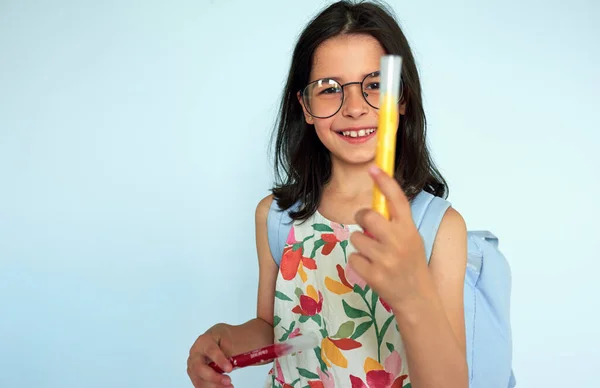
left=340, top=128, right=376, bottom=138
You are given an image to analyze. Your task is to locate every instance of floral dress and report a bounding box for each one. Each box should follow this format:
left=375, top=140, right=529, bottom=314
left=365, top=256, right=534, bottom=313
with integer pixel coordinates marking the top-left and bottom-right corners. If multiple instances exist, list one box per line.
left=265, top=209, right=411, bottom=388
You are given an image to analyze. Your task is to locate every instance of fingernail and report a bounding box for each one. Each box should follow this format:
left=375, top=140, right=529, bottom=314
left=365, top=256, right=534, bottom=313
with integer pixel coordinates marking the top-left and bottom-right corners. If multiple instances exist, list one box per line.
left=222, top=376, right=230, bottom=384
left=369, top=165, right=380, bottom=174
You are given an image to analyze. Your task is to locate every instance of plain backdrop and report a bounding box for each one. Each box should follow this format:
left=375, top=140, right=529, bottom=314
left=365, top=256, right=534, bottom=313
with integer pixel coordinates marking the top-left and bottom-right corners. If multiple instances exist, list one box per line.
left=1, top=0, right=599, bottom=387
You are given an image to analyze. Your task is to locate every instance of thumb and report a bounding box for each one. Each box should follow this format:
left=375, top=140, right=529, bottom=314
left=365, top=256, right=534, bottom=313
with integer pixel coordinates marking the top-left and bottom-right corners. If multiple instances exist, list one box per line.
left=217, top=334, right=235, bottom=357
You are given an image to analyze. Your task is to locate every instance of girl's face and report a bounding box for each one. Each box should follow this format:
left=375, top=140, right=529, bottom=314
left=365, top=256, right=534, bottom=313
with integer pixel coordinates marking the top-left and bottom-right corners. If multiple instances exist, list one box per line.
left=298, top=33, right=404, bottom=167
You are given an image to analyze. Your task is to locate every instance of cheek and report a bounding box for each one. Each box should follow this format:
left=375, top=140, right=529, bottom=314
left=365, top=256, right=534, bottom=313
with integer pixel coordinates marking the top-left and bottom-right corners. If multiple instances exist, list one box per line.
left=313, top=118, right=335, bottom=138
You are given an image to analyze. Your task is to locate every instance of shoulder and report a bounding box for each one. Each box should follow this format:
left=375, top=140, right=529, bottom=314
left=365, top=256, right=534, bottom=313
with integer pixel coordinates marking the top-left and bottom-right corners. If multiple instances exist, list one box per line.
left=430, top=206, right=467, bottom=266
left=438, top=207, right=467, bottom=239
left=255, top=194, right=275, bottom=224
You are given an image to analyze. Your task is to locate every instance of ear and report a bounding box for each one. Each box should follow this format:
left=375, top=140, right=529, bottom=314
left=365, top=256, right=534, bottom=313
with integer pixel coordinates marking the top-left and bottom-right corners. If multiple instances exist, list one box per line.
left=297, top=91, right=314, bottom=125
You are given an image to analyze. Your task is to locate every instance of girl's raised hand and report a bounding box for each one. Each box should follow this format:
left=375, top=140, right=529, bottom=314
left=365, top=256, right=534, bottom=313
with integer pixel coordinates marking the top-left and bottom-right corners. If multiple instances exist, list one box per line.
left=348, top=165, right=429, bottom=312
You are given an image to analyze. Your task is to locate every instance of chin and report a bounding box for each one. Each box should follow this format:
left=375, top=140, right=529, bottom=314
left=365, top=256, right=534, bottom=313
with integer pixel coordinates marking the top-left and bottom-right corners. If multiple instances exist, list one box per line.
left=335, top=151, right=376, bottom=166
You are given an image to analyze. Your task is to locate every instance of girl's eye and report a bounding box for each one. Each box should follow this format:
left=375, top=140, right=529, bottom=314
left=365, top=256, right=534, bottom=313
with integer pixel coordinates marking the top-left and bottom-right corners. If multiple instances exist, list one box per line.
left=320, top=87, right=341, bottom=95
left=365, top=82, right=380, bottom=90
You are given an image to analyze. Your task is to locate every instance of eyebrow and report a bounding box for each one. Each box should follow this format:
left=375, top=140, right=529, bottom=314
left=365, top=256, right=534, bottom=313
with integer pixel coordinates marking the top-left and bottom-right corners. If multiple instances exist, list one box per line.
left=310, top=70, right=380, bottom=83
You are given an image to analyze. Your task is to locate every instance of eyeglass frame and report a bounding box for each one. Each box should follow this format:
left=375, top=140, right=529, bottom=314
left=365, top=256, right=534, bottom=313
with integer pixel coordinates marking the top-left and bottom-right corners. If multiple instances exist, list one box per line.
left=299, top=70, right=404, bottom=119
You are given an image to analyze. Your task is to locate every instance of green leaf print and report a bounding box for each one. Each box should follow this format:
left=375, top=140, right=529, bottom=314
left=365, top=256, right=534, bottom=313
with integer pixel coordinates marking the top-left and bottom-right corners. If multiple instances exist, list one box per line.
left=379, top=315, right=396, bottom=343
left=404, top=384, right=412, bottom=388
left=320, top=328, right=328, bottom=339
left=311, top=223, right=334, bottom=232
left=340, top=239, right=348, bottom=262
left=295, top=287, right=303, bottom=298
left=302, top=234, right=315, bottom=243
left=353, top=284, right=365, bottom=297
left=279, top=321, right=296, bottom=342
left=310, top=239, right=326, bottom=258
left=351, top=320, right=374, bottom=340
left=275, top=291, right=293, bottom=302
left=292, top=242, right=303, bottom=251
left=273, top=316, right=281, bottom=327
left=290, top=378, right=300, bottom=386
left=310, top=314, right=322, bottom=326
left=343, top=299, right=371, bottom=319
left=314, top=346, right=328, bottom=372
left=386, top=342, right=395, bottom=352
left=371, top=289, right=379, bottom=314
left=299, top=315, right=310, bottom=324
left=332, top=321, right=355, bottom=338
left=297, top=368, right=319, bottom=379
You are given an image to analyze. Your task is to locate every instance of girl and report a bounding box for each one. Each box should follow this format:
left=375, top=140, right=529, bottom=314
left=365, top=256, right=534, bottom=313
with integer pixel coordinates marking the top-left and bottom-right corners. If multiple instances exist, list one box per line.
left=188, top=1, right=468, bottom=387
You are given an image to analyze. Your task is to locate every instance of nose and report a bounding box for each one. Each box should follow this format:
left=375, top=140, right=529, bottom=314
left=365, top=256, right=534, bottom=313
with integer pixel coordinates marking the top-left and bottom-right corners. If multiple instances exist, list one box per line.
left=341, top=83, right=369, bottom=119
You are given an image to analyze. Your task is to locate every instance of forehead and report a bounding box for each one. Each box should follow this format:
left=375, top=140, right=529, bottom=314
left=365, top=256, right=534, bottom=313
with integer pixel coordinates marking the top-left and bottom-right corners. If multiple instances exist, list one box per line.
left=311, top=34, right=385, bottom=82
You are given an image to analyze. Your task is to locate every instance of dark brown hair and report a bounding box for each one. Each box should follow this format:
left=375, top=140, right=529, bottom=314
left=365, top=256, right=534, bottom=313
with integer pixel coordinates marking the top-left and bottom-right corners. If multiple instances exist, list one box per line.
left=271, top=0, right=447, bottom=220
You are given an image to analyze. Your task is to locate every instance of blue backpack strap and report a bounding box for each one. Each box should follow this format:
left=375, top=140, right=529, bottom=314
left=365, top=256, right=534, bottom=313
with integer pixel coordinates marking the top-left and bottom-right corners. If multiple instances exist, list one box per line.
left=266, top=198, right=299, bottom=266
left=466, top=230, right=515, bottom=388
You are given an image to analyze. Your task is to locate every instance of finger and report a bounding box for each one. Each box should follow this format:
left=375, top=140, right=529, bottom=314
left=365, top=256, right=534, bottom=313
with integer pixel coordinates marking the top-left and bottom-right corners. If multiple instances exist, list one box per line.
left=205, top=342, right=233, bottom=373
left=354, top=208, right=395, bottom=244
left=195, top=363, right=233, bottom=386
left=349, top=230, right=383, bottom=260
left=188, top=352, right=233, bottom=386
left=348, top=251, right=373, bottom=283
left=188, top=365, right=220, bottom=388
left=368, top=165, right=410, bottom=222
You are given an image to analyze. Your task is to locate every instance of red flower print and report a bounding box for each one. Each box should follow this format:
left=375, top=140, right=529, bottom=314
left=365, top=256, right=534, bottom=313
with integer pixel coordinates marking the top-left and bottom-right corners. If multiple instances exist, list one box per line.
left=350, top=351, right=408, bottom=388
left=281, top=246, right=302, bottom=280
left=350, top=375, right=367, bottom=388
left=321, top=233, right=338, bottom=255
left=280, top=246, right=317, bottom=282
left=292, top=285, right=323, bottom=316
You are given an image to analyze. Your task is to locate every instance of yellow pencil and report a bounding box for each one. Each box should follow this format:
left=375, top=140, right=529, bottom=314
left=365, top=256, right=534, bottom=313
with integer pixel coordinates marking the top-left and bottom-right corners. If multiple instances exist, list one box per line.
left=372, top=55, right=402, bottom=220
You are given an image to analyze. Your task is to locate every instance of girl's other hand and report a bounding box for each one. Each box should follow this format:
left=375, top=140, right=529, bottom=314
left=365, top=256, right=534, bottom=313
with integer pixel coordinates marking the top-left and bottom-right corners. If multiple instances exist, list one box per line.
left=187, top=324, right=235, bottom=388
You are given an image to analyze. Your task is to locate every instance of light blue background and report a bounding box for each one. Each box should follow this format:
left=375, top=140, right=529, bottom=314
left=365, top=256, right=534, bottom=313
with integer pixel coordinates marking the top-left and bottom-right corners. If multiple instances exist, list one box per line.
left=1, top=0, right=599, bottom=387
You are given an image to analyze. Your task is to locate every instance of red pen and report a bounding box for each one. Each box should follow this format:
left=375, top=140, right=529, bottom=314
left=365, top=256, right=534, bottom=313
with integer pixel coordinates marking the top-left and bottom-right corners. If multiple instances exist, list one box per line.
left=208, top=333, right=320, bottom=373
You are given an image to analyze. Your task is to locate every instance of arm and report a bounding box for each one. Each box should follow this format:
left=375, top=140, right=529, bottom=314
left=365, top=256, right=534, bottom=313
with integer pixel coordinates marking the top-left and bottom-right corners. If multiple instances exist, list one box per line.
left=393, top=207, right=468, bottom=388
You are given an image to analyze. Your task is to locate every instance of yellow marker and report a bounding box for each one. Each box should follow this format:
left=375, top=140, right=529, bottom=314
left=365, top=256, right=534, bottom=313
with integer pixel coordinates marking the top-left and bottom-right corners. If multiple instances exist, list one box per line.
left=372, top=55, right=402, bottom=220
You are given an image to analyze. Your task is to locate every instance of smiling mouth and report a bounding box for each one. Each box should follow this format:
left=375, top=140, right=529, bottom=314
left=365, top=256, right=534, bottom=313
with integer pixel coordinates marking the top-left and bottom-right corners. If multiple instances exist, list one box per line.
left=338, top=128, right=377, bottom=138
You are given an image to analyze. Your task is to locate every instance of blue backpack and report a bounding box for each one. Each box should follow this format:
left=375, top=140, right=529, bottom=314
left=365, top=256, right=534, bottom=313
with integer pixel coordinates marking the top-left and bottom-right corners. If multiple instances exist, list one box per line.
left=267, top=191, right=516, bottom=388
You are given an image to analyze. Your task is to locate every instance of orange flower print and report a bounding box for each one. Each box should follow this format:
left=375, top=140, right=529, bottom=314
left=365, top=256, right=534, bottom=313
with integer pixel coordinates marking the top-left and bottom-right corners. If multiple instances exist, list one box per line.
left=349, top=351, right=408, bottom=388
left=280, top=227, right=317, bottom=281
left=292, top=285, right=323, bottom=316
left=325, top=264, right=354, bottom=295
left=320, top=336, right=362, bottom=368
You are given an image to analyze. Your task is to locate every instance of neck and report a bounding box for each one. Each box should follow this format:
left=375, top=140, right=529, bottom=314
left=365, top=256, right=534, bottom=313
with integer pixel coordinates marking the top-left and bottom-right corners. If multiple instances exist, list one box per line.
left=324, top=157, right=375, bottom=200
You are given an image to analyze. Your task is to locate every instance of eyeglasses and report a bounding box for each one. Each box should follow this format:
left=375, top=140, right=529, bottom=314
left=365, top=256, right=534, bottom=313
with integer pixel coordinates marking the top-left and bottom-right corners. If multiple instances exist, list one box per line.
left=300, top=71, right=403, bottom=119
